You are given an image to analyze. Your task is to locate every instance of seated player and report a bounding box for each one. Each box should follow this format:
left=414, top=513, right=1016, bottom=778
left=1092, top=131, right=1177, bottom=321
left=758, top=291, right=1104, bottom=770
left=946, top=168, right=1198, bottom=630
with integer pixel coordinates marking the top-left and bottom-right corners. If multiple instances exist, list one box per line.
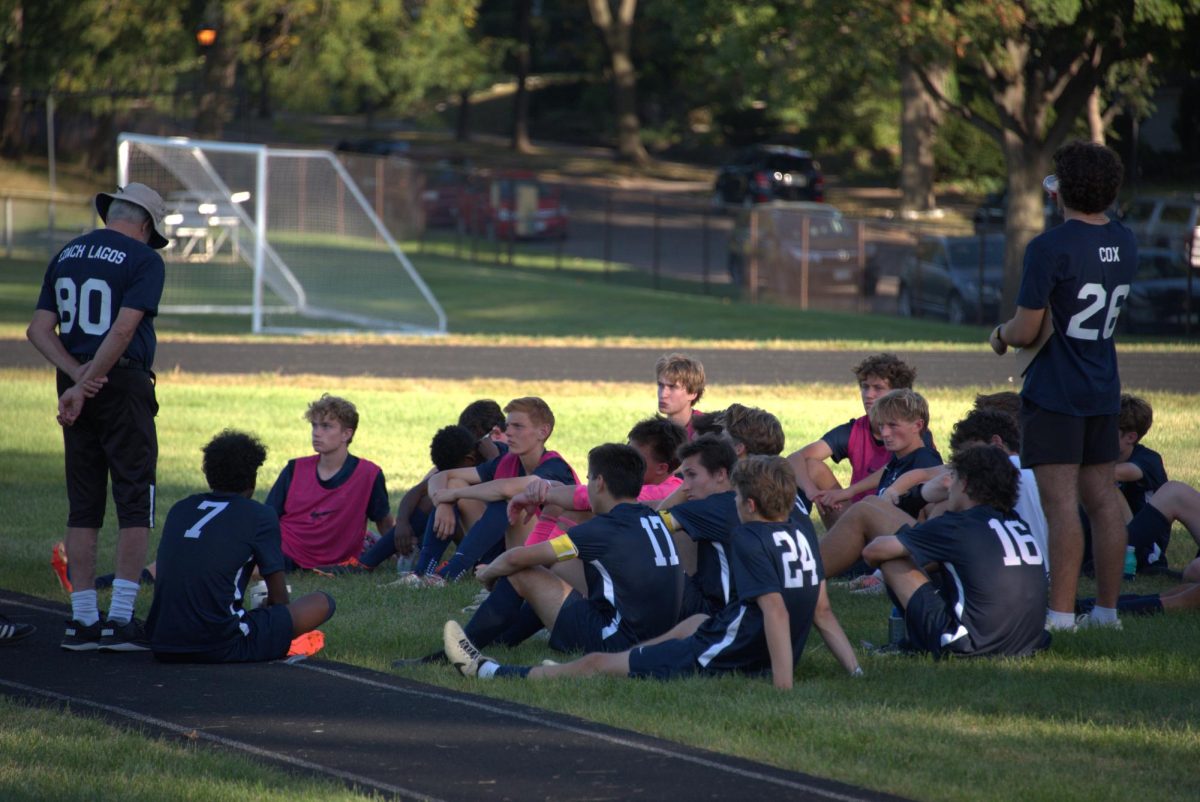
left=146, top=430, right=335, bottom=663
left=443, top=456, right=861, bottom=687
left=787, top=353, right=933, bottom=525
left=442, top=443, right=684, bottom=655
left=408, top=397, right=576, bottom=586
left=811, top=388, right=941, bottom=515
left=656, top=352, right=706, bottom=438
left=860, top=444, right=1050, bottom=657
left=509, top=416, right=688, bottom=544
left=266, top=394, right=394, bottom=571
left=1114, top=394, right=1170, bottom=572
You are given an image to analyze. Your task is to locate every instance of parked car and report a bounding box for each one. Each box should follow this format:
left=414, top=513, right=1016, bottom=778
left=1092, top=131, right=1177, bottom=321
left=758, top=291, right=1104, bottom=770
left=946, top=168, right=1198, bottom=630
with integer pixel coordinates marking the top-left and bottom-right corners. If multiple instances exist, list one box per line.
left=335, top=138, right=411, bottom=158
left=897, top=234, right=1005, bottom=325
left=972, top=188, right=1062, bottom=234
left=1121, top=195, right=1200, bottom=256
left=713, top=145, right=824, bottom=208
left=457, top=171, right=568, bottom=240
left=1122, top=247, right=1200, bottom=334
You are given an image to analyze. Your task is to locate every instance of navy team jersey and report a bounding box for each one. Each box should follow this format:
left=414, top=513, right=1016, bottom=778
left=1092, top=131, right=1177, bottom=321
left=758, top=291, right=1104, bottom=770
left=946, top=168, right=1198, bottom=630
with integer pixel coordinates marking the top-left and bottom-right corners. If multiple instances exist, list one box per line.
left=147, top=492, right=286, bottom=654
left=1119, top=443, right=1167, bottom=515
left=562, top=502, right=684, bottom=643
left=1017, top=219, right=1137, bottom=416
left=663, top=491, right=740, bottom=610
left=686, top=520, right=823, bottom=674
left=36, top=228, right=165, bottom=367
left=877, top=446, right=943, bottom=495
left=897, top=505, right=1048, bottom=657
left=475, top=453, right=575, bottom=485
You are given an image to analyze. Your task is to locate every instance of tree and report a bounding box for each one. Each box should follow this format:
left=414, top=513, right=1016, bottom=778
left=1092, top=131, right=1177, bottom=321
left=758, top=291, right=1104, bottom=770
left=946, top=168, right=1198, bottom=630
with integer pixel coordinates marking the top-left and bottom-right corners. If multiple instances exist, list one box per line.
left=587, top=0, right=649, bottom=163
left=910, top=0, right=1200, bottom=307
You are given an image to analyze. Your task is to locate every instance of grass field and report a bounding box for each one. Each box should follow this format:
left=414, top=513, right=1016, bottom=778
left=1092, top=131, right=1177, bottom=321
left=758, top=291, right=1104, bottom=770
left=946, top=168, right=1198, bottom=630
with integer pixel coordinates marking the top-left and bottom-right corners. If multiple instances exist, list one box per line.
left=3, top=370, right=1199, bottom=802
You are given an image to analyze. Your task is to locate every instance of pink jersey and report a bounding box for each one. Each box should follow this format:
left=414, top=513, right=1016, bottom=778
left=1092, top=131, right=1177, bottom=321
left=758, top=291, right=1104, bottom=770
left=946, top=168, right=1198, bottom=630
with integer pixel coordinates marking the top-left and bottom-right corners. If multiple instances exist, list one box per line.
left=280, top=455, right=381, bottom=568
left=846, top=416, right=891, bottom=502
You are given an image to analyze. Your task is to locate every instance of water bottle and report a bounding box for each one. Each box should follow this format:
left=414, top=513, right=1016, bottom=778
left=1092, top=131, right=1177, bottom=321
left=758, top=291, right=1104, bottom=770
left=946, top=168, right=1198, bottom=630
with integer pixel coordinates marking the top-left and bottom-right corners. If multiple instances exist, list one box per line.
left=887, top=606, right=905, bottom=646
left=1123, top=546, right=1137, bottom=580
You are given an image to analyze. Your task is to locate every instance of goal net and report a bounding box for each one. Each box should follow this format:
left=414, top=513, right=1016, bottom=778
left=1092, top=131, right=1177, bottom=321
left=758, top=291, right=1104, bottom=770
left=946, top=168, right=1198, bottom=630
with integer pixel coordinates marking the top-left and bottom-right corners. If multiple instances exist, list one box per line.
left=117, top=133, right=446, bottom=334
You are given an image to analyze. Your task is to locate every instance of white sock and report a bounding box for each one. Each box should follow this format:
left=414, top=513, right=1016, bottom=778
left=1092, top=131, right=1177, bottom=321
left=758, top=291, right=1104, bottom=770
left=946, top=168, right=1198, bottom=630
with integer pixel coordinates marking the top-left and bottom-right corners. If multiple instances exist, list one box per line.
left=477, top=660, right=499, bottom=679
left=108, top=579, right=139, bottom=623
left=1089, top=605, right=1119, bottom=624
left=1046, top=609, right=1076, bottom=630
left=70, top=590, right=100, bottom=626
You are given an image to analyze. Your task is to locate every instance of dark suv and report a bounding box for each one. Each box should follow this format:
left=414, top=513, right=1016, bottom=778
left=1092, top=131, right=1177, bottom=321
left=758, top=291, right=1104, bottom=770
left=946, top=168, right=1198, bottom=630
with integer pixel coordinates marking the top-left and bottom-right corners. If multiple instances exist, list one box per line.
left=713, top=145, right=824, bottom=207
left=897, top=234, right=1005, bottom=325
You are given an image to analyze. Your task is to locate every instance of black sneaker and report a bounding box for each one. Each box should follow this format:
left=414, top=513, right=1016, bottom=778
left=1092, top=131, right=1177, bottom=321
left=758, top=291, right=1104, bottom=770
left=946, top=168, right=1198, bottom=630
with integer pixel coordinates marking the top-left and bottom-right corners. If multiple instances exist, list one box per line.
left=61, top=618, right=103, bottom=651
left=0, top=615, right=35, bottom=645
left=98, top=617, right=150, bottom=652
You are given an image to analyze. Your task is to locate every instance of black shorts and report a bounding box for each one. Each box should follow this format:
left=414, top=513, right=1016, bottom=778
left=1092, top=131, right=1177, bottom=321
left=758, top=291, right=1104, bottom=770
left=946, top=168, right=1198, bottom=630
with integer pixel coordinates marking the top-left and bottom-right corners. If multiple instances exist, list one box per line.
left=903, top=582, right=968, bottom=659
left=58, top=366, right=158, bottom=529
left=548, top=592, right=634, bottom=654
left=1127, top=503, right=1172, bottom=568
left=153, top=605, right=295, bottom=664
left=627, top=637, right=701, bottom=680
left=677, top=581, right=717, bottom=621
left=1019, top=397, right=1119, bottom=468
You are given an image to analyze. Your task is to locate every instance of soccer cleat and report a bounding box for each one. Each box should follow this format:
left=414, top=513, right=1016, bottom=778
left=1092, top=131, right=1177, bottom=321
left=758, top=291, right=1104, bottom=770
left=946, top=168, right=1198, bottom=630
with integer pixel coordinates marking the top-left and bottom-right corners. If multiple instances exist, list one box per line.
left=286, top=630, right=326, bottom=658
left=1074, top=612, right=1123, bottom=631
left=849, top=574, right=885, bottom=595
left=61, top=618, right=103, bottom=651
left=98, top=617, right=151, bottom=652
left=314, top=556, right=372, bottom=575
left=0, top=616, right=35, bottom=644
left=443, top=620, right=489, bottom=678
left=380, top=573, right=446, bottom=589
left=51, top=541, right=72, bottom=594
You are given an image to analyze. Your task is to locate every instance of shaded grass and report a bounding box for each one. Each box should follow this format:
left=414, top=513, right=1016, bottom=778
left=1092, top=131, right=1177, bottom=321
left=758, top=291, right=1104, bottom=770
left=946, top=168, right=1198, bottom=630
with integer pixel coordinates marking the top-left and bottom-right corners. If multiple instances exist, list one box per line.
left=3, top=370, right=1200, bottom=801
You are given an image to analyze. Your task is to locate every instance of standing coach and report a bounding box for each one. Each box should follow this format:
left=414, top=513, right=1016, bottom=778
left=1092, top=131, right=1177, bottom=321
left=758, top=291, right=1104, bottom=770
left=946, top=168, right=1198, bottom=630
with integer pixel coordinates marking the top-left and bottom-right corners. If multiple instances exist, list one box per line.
left=27, top=183, right=170, bottom=652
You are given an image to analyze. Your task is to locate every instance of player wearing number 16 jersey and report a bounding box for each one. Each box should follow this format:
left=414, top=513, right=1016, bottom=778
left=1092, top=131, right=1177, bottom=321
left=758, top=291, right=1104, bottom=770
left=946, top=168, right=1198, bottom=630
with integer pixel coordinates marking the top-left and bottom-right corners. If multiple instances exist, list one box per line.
left=990, top=140, right=1135, bottom=632
left=28, top=183, right=169, bottom=652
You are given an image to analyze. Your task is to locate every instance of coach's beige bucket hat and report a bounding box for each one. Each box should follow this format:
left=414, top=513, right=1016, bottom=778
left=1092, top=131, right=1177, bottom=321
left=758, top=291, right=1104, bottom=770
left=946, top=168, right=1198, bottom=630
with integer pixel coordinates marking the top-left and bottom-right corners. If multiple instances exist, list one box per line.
left=95, top=183, right=170, bottom=250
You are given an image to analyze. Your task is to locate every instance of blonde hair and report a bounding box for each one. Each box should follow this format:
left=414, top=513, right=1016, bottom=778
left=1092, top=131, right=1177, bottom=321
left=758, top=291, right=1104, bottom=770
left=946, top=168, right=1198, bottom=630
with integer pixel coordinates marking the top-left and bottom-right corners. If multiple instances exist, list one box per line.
left=731, top=456, right=797, bottom=521
left=868, top=388, right=929, bottom=428
left=655, top=352, right=706, bottom=406
left=305, top=394, right=359, bottom=442
left=504, top=396, right=555, bottom=437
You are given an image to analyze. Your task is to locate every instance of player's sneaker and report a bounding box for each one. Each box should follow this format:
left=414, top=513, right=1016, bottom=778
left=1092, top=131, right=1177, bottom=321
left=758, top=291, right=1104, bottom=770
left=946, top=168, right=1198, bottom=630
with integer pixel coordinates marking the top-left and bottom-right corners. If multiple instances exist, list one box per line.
left=1074, top=612, right=1123, bottom=631
left=381, top=573, right=446, bottom=589
left=0, top=615, right=35, bottom=645
left=315, top=556, right=372, bottom=575
left=443, top=620, right=489, bottom=678
left=286, top=630, right=326, bottom=658
left=1044, top=612, right=1078, bottom=633
left=61, top=618, right=103, bottom=651
left=51, top=541, right=72, bottom=594
left=849, top=574, right=885, bottom=595
left=98, top=617, right=151, bottom=652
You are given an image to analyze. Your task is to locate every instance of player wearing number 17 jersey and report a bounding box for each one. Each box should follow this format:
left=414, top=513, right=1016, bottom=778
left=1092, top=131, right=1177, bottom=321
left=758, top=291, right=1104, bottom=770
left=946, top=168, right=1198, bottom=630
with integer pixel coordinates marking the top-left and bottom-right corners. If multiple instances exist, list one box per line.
left=28, top=184, right=170, bottom=652
left=990, top=140, right=1135, bottom=632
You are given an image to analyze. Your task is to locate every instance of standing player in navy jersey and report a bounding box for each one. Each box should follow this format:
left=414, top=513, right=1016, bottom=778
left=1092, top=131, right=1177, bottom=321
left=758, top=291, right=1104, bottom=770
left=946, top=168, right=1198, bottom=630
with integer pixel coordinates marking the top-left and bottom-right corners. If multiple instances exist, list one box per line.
left=147, top=431, right=335, bottom=663
left=444, top=456, right=860, bottom=686
left=27, top=183, right=169, bottom=652
left=991, top=140, right=1136, bottom=631
left=862, top=445, right=1050, bottom=658
left=441, top=443, right=683, bottom=656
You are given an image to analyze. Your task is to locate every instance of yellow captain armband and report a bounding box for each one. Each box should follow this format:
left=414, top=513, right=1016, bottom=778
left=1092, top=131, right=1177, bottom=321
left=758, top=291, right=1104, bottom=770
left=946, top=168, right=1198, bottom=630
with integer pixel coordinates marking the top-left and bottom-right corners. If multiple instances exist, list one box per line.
left=658, top=510, right=678, bottom=533
left=548, top=534, right=579, bottom=562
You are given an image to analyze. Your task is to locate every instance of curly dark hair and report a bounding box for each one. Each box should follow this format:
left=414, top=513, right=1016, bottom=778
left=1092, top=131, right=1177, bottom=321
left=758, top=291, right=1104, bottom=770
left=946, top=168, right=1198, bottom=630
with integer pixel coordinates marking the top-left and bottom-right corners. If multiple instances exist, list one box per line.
left=457, top=399, right=504, bottom=439
left=950, top=444, right=1019, bottom=513
left=949, top=409, right=1020, bottom=455
left=202, top=430, right=268, bottom=493
left=628, top=416, right=688, bottom=471
left=587, top=443, right=646, bottom=500
left=430, top=425, right=478, bottom=472
left=1053, top=140, right=1123, bottom=214
left=722, top=403, right=785, bottom=456
left=677, top=433, right=738, bottom=477
left=972, top=391, right=1021, bottom=425
left=852, top=353, right=917, bottom=389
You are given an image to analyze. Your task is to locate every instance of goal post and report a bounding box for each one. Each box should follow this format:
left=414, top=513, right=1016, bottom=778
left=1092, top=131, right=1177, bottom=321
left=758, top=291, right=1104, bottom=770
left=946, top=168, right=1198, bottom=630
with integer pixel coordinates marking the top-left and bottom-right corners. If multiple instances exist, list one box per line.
left=117, top=133, right=446, bottom=335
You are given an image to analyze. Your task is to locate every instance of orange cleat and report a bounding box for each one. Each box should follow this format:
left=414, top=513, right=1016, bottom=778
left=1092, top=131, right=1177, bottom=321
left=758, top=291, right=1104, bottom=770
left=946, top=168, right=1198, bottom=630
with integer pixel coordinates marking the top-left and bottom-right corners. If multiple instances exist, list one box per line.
left=51, top=541, right=72, bottom=594
left=286, top=630, right=326, bottom=658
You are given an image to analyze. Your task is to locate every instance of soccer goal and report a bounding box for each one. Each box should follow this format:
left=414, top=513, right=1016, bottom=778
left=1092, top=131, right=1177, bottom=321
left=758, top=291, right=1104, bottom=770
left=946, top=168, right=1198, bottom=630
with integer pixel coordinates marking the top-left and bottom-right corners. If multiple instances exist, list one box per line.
left=117, top=133, right=446, bottom=334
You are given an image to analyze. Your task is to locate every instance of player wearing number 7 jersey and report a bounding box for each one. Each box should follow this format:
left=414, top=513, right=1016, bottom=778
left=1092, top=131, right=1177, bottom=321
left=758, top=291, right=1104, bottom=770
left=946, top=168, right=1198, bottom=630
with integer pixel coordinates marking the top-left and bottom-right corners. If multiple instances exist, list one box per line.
left=444, top=456, right=860, bottom=687
left=863, top=445, right=1050, bottom=658
left=441, top=444, right=684, bottom=656
left=990, top=140, right=1135, bottom=632
left=28, top=183, right=169, bottom=652
left=146, top=431, right=335, bottom=662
